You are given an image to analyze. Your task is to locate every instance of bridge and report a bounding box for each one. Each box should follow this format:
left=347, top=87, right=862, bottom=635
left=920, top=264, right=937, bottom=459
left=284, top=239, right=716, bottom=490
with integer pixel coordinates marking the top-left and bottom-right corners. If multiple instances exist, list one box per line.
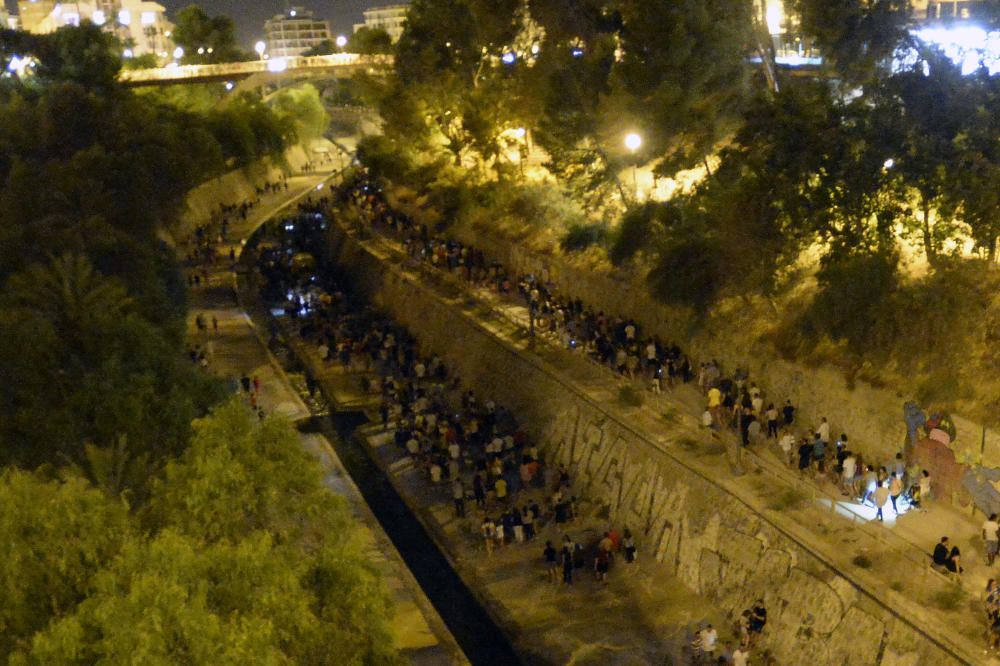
left=120, top=53, right=393, bottom=88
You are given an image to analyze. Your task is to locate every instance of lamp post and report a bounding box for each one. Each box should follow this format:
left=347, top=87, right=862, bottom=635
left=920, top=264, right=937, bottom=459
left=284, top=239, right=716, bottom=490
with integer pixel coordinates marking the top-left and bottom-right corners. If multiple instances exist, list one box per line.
left=254, top=41, right=266, bottom=61
left=624, top=132, right=642, bottom=199
left=335, top=35, right=348, bottom=51
left=513, top=127, right=527, bottom=177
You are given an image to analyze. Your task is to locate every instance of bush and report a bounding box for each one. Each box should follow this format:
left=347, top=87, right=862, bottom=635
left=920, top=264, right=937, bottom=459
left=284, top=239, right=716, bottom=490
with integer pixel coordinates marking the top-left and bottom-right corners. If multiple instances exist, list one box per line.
left=766, top=488, right=807, bottom=511
left=646, top=234, right=722, bottom=314
left=781, top=250, right=899, bottom=361
left=561, top=222, right=609, bottom=252
left=617, top=385, right=645, bottom=408
left=852, top=554, right=873, bottom=568
left=930, top=584, right=965, bottom=611
left=609, top=202, right=681, bottom=266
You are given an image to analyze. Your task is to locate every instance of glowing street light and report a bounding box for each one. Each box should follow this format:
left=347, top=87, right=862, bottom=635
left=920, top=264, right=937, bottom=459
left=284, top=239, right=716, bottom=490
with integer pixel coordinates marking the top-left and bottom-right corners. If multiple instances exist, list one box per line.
left=513, top=127, right=527, bottom=176
left=765, top=0, right=784, bottom=36
left=255, top=41, right=267, bottom=60
left=625, top=132, right=642, bottom=198
left=172, top=46, right=184, bottom=61
left=336, top=35, right=348, bottom=49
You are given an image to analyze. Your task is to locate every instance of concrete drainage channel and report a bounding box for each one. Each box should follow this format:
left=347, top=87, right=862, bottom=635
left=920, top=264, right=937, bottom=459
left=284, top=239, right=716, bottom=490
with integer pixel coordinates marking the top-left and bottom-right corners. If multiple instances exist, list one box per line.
left=295, top=412, right=523, bottom=665
left=238, top=256, right=522, bottom=664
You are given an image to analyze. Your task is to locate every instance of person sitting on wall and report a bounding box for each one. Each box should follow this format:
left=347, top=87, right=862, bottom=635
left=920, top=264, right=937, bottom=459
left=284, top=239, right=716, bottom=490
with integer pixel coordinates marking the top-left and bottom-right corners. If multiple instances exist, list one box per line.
left=932, top=536, right=963, bottom=574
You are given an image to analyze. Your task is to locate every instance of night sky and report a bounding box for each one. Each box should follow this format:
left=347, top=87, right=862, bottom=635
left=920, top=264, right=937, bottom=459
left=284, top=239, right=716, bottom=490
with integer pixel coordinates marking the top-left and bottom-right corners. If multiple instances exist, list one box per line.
left=3, top=0, right=384, bottom=46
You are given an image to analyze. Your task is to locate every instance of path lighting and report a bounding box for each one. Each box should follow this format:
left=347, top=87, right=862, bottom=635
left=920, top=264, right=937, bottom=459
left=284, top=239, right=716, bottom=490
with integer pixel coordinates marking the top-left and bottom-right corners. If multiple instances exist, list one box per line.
left=336, top=35, right=348, bottom=49
left=513, top=128, right=527, bottom=176
left=267, top=58, right=288, bottom=73
left=625, top=133, right=642, bottom=198
left=255, top=41, right=267, bottom=60
left=883, top=158, right=895, bottom=170
left=173, top=46, right=184, bottom=60
left=766, top=1, right=784, bottom=36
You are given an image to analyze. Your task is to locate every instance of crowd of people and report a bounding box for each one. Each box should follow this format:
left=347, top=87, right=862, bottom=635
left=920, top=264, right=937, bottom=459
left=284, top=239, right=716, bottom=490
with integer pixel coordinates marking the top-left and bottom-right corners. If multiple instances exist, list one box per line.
left=336, top=171, right=942, bottom=530
left=238, top=169, right=1000, bottom=657
left=689, top=599, right=769, bottom=664
left=252, top=210, right=656, bottom=605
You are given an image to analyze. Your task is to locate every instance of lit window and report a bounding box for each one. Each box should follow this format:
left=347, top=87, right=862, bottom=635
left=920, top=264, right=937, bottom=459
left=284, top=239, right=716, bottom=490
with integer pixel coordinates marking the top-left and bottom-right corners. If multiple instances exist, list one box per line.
left=141, top=11, right=156, bottom=26
left=118, top=9, right=131, bottom=25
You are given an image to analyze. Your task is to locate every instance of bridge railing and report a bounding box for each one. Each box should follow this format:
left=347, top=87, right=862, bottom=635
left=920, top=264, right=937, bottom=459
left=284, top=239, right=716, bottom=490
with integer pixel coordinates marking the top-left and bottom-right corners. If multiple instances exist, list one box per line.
left=120, top=54, right=394, bottom=84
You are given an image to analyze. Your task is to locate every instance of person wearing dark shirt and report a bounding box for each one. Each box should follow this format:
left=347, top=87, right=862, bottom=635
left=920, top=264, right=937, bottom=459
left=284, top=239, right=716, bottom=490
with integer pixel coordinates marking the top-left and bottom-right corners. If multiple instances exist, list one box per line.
left=797, top=441, right=812, bottom=472
left=782, top=400, right=796, bottom=425
left=933, top=537, right=951, bottom=567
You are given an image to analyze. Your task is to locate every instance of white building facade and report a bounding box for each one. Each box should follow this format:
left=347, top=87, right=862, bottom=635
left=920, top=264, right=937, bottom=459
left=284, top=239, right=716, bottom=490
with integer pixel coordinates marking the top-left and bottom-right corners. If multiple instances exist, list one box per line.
left=353, top=4, right=408, bottom=43
left=17, top=0, right=173, bottom=60
left=264, top=7, right=332, bottom=58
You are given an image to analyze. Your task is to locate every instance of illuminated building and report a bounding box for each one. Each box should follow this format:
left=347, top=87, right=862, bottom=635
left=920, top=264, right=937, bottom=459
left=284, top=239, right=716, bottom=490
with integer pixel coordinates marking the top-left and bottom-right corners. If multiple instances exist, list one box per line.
left=18, top=1, right=174, bottom=60
left=353, top=4, right=408, bottom=43
left=264, top=6, right=332, bottom=58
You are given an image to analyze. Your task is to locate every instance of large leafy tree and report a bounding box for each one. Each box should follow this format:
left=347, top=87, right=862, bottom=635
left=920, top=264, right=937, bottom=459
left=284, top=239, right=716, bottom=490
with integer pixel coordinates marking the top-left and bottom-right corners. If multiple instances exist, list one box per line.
left=4, top=404, right=398, bottom=665
left=0, top=254, right=221, bottom=468
left=0, top=471, right=130, bottom=658
left=794, top=0, right=912, bottom=83
left=172, top=4, right=248, bottom=64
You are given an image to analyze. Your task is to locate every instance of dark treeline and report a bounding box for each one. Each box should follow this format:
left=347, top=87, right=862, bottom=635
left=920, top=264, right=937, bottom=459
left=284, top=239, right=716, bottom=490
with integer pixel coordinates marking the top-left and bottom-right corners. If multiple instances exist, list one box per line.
left=0, top=23, right=292, bottom=468
left=0, top=23, right=397, bottom=663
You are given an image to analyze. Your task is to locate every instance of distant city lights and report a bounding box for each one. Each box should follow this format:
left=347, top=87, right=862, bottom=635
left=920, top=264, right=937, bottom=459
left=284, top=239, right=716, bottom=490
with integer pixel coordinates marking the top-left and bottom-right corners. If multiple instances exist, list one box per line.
left=909, top=25, right=1000, bottom=74
left=501, top=52, right=516, bottom=65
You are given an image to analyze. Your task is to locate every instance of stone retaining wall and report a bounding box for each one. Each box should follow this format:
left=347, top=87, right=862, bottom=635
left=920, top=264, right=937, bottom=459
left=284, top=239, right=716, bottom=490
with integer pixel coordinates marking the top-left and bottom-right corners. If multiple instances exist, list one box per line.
left=325, top=224, right=971, bottom=666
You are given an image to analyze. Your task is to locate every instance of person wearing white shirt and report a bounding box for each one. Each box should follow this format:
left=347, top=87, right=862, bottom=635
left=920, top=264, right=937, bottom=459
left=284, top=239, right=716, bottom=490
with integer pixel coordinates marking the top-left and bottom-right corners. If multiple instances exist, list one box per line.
left=700, top=625, right=718, bottom=657
left=818, top=417, right=830, bottom=444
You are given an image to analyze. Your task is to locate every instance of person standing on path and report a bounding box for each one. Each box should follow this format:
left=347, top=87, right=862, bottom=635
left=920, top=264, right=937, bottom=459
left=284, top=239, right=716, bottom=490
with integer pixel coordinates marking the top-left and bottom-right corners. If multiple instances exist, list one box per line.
left=889, top=473, right=903, bottom=514
left=782, top=399, right=795, bottom=426
left=985, top=514, right=1000, bottom=566
left=452, top=478, right=465, bottom=518
left=561, top=536, right=574, bottom=585
left=874, top=482, right=890, bottom=522
left=919, top=470, right=932, bottom=511
left=544, top=541, right=559, bottom=583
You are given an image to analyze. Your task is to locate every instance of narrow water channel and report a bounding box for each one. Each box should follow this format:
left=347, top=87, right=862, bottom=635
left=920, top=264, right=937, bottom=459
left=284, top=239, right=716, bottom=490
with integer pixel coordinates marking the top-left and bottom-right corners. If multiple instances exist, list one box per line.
left=298, top=407, right=523, bottom=665
left=247, top=210, right=522, bottom=664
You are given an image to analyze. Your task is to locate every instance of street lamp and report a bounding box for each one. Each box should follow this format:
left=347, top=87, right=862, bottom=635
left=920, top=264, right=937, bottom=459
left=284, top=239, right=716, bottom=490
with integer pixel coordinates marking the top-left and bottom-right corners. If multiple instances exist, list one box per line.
left=336, top=35, right=348, bottom=50
left=255, top=41, right=267, bottom=60
left=624, top=132, right=642, bottom=198
left=513, top=127, right=527, bottom=176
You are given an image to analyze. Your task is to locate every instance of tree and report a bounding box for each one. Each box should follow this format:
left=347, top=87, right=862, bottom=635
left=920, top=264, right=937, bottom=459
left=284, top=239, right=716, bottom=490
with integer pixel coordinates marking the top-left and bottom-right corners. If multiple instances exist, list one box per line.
left=303, top=38, right=338, bottom=56
left=0, top=470, right=130, bottom=659
left=612, top=0, right=754, bottom=176
left=172, top=5, right=248, bottom=64
left=0, top=254, right=223, bottom=469
left=882, top=51, right=971, bottom=266
left=270, top=84, right=330, bottom=142
left=348, top=27, right=395, bottom=55
left=794, top=0, right=911, bottom=83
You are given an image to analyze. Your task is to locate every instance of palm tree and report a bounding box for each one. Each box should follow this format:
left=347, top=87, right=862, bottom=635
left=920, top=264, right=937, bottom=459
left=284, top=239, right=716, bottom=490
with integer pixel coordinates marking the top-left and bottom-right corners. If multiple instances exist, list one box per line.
left=4, top=253, right=133, bottom=337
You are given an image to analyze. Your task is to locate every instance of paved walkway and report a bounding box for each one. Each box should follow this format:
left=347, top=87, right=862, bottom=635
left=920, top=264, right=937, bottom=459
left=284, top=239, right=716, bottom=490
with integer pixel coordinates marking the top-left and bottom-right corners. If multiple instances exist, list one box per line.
left=182, top=173, right=466, bottom=665
left=338, top=217, right=998, bottom=663
left=279, top=328, right=738, bottom=665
